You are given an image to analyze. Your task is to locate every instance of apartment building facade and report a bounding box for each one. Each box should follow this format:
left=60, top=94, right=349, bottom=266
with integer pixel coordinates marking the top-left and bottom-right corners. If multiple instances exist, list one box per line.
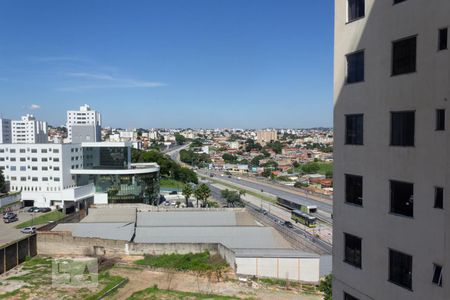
left=0, top=119, right=11, bottom=144
left=333, top=1, right=450, bottom=299
left=66, top=104, right=102, bottom=143
left=11, top=114, right=48, bottom=144
left=256, top=130, right=278, bottom=145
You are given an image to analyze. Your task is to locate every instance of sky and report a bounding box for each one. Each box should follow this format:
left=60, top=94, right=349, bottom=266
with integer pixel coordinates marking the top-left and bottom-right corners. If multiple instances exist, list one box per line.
left=0, top=0, right=334, bottom=129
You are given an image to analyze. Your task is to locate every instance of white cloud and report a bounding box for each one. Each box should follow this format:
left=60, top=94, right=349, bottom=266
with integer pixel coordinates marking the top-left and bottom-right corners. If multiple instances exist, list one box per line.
left=60, top=72, right=167, bottom=91
left=29, top=104, right=41, bottom=110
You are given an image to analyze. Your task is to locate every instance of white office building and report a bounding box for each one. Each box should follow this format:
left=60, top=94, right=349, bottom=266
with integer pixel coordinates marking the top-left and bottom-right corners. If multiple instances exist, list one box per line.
left=66, top=104, right=102, bottom=143
left=333, top=0, right=449, bottom=299
left=0, top=119, right=11, bottom=144
left=0, top=142, right=160, bottom=210
left=11, top=114, right=48, bottom=144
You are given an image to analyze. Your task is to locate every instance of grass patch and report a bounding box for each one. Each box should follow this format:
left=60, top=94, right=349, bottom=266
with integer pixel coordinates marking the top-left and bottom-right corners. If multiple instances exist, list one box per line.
left=84, top=271, right=126, bottom=300
left=135, top=251, right=228, bottom=272
left=160, top=178, right=185, bottom=190
left=128, top=285, right=249, bottom=300
left=15, top=210, right=65, bottom=228
left=258, top=278, right=318, bottom=294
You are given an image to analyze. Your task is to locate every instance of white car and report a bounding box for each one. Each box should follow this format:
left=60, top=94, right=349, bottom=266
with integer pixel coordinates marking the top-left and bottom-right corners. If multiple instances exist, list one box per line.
left=20, top=226, right=36, bottom=234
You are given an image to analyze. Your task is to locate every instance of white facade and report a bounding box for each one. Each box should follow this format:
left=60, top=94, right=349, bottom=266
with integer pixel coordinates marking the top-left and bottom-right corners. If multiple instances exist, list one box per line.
left=11, top=114, right=47, bottom=144
left=0, top=119, right=11, bottom=144
left=333, top=1, right=450, bottom=300
left=66, top=104, right=101, bottom=142
left=0, top=143, right=84, bottom=207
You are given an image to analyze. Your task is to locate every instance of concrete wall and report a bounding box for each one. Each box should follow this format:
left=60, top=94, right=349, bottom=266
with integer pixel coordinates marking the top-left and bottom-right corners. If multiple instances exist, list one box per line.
left=0, top=234, right=37, bottom=275
left=235, top=257, right=319, bottom=283
left=0, top=193, right=21, bottom=208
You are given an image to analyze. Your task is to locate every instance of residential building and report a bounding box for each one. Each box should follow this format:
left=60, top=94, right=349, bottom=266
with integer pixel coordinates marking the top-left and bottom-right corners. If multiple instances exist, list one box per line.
left=66, top=104, right=102, bottom=143
left=333, top=1, right=449, bottom=299
left=11, top=114, right=48, bottom=144
left=256, top=130, right=277, bottom=144
left=0, top=119, right=11, bottom=144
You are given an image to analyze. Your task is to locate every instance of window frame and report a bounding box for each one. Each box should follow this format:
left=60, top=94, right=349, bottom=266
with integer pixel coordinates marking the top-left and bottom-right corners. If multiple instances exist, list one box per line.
left=434, top=187, right=444, bottom=209
left=432, top=263, right=443, bottom=287
left=390, top=180, right=414, bottom=218
left=345, top=114, right=364, bottom=145
left=390, top=111, right=415, bottom=147
left=438, top=27, right=448, bottom=51
left=389, top=248, right=413, bottom=291
left=391, top=35, right=417, bottom=76
left=346, top=50, right=365, bottom=84
left=345, top=174, right=363, bottom=206
left=347, top=0, right=365, bottom=24
left=344, top=233, right=362, bottom=269
left=436, top=109, right=445, bottom=131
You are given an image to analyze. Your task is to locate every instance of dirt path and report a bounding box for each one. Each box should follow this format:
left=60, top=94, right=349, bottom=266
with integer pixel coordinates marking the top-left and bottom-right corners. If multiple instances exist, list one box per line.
left=108, top=267, right=322, bottom=300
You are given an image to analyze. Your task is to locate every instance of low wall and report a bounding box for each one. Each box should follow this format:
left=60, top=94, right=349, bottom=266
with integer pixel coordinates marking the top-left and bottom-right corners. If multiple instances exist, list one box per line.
left=0, top=193, right=21, bottom=209
left=0, top=234, right=37, bottom=275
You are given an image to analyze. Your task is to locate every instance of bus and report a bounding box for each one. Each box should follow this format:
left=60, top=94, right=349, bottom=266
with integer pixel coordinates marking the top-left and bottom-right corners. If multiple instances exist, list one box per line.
left=291, top=210, right=317, bottom=228
left=276, top=197, right=318, bottom=214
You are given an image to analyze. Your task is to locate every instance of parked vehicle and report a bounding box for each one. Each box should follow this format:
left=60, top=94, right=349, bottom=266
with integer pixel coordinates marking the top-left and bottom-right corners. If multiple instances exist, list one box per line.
left=4, top=215, right=18, bottom=223
left=3, top=212, right=17, bottom=219
left=20, top=226, right=36, bottom=234
left=27, top=207, right=38, bottom=213
left=32, top=208, right=40, bottom=213
left=284, top=221, right=294, bottom=228
left=38, top=207, right=51, bottom=213
left=169, top=191, right=178, bottom=195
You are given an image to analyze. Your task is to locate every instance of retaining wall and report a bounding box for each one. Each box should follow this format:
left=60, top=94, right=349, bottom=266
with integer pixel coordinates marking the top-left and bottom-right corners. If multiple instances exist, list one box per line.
left=0, top=234, right=37, bottom=275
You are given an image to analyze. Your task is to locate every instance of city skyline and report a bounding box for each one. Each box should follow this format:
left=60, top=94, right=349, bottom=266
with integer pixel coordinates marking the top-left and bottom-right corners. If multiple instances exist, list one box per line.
left=0, top=0, right=334, bottom=128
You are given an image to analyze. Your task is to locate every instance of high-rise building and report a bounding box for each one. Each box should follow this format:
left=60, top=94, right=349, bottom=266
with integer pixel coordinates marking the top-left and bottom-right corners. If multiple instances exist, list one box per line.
left=11, top=114, right=48, bottom=144
left=256, top=129, right=277, bottom=145
left=66, top=104, right=102, bottom=143
left=0, top=119, right=11, bottom=144
left=333, top=1, right=449, bottom=299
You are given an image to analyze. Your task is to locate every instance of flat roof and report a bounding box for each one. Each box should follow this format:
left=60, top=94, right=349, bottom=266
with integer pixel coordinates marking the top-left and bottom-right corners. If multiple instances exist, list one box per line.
left=134, top=226, right=291, bottom=249
left=81, top=207, right=136, bottom=223
left=52, top=222, right=135, bottom=241
left=137, top=211, right=239, bottom=227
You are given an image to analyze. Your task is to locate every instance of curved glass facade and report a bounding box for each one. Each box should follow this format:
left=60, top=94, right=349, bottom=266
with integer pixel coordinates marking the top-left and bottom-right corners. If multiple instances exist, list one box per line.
left=76, top=172, right=160, bottom=204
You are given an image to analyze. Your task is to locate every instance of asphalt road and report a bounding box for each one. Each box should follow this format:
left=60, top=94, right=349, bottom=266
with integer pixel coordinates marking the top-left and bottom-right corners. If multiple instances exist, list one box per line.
left=203, top=171, right=333, bottom=214
left=0, top=210, right=35, bottom=247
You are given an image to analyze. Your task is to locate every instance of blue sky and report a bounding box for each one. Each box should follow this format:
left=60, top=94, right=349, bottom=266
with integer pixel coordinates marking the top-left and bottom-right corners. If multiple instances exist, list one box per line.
left=0, top=0, right=334, bottom=129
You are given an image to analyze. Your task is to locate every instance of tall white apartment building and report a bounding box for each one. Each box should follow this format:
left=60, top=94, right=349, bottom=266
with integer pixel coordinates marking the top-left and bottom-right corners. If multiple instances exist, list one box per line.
left=333, top=1, right=449, bottom=299
left=66, top=104, right=102, bottom=143
left=0, top=119, right=11, bottom=144
left=11, top=114, right=48, bottom=144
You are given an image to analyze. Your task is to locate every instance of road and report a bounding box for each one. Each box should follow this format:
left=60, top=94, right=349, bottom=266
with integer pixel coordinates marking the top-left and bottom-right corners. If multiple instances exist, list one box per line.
left=206, top=182, right=332, bottom=255
left=0, top=209, right=35, bottom=247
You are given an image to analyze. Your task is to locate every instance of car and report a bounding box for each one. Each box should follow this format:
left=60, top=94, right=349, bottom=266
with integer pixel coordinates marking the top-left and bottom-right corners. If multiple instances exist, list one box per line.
left=209, top=174, right=214, bottom=177
left=3, top=212, right=17, bottom=219
left=237, top=177, right=241, bottom=180
left=227, top=175, right=232, bottom=178
left=169, top=191, right=178, bottom=195
left=27, top=207, right=38, bottom=213
left=3, top=215, right=18, bottom=223
left=284, top=221, right=294, bottom=228
left=20, top=226, right=36, bottom=234
left=38, top=207, right=51, bottom=213
left=31, top=208, right=40, bottom=213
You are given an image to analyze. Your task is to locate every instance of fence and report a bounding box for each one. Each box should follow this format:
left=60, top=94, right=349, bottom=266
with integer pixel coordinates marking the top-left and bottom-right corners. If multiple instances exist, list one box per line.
left=0, top=234, right=37, bottom=275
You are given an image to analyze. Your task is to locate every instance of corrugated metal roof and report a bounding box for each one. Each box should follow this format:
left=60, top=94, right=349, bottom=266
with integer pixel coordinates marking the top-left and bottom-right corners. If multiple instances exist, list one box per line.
left=81, top=207, right=136, bottom=223
left=52, top=222, right=134, bottom=241
left=137, top=211, right=237, bottom=227
left=134, top=226, right=291, bottom=249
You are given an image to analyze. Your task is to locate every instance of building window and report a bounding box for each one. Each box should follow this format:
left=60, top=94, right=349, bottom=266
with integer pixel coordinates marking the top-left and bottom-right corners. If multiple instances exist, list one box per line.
left=20, top=166, right=26, bottom=171
left=394, top=0, right=407, bottom=4
left=54, top=177, right=60, bottom=182
left=391, top=111, right=415, bottom=146
left=42, top=166, right=48, bottom=171
left=345, top=174, right=363, bottom=206
left=389, top=249, right=412, bottom=290
left=345, top=114, right=364, bottom=145
left=344, top=233, right=362, bottom=268
left=31, top=166, right=37, bottom=171
left=347, top=0, right=364, bottom=22
left=32, top=177, right=38, bottom=182
left=434, top=187, right=444, bottom=209
left=390, top=180, right=414, bottom=217
left=439, top=28, right=448, bottom=51
left=344, top=293, right=359, bottom=300
left=41, top=149, right=47, bottom=153
left=436, top=109, right=445, bottom=131
left=346, top=51, right=364, bottom=83
left=31, top=149, right=37, bottom=153
left=54, top=166, right=60, bottom=171
left=392, top=36, right=417, bottom=76
left=433, top=264, right=443, bottom=287
left=42, top=158, right=48, bottom=162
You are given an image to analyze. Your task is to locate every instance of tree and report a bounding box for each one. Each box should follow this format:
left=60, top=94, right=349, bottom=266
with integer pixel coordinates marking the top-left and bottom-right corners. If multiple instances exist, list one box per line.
left=318, top=274, right=332, bottom=300
left=182, top=184, right=193, bottom=207
left=220, top=189, right=242, bottom=207
left=175, top=133, right=187, bottom=145
left=238, top=190, right=246, bottom=201
left=222, top=153, right=238, bottom=164
left=266, top=141, right=283, bottom=154
left=194, top=184, right=211, bottom=207
left=301, top=162, right=320, bottom=174
left=250, top=155, right=264, bottom=167
left=0, top=169, right=6, bottom=193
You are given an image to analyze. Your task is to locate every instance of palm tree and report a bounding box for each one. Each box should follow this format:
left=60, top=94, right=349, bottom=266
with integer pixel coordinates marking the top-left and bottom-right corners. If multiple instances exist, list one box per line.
left=194, top=184, right=211, bottom=207
left=182, top=184, right=193, bottom=207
